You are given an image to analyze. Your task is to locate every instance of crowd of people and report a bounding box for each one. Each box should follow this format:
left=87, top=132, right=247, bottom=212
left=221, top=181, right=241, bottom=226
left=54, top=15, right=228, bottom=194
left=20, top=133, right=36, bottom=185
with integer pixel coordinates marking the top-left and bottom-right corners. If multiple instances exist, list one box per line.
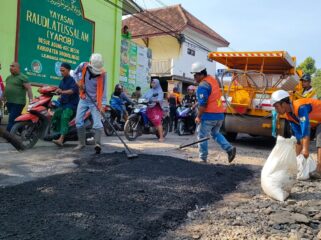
left=2, top=52, right=320, bottom=168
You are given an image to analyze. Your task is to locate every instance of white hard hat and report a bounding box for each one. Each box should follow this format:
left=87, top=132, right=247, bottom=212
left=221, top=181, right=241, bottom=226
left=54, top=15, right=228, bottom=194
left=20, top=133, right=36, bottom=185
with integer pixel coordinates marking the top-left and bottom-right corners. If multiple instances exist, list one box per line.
left=191, top=62, right=206, bottom=74
left=89, top=53, right=104, bottom=74
left=271, top=90, right=290, bottom=106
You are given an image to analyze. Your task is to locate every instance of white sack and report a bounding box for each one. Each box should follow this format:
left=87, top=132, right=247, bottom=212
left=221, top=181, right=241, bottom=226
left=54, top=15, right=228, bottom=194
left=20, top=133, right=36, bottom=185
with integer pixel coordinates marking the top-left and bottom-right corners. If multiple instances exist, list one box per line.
left=297, top=154, right=317, bottom=180
left=261, top=136, right=297, bottom=201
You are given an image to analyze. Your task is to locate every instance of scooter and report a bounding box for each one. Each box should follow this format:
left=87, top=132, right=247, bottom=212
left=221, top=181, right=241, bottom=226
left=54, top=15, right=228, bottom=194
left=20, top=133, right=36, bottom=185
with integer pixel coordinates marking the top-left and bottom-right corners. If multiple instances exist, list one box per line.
left=176, top=103, right=196, bottom=135
left=10, top=85, right=94, bottom=149
left=123, top=97, right=170, bottom=141
left=103, top=103, right=135, bottom=136
left=103, top=106, right=125, bottom=136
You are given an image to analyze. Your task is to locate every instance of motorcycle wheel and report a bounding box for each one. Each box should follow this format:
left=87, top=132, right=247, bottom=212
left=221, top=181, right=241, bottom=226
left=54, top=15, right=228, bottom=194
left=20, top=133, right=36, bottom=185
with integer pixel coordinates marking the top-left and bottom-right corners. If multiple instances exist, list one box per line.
left=124, top=117, right=140, bottom=141
left=177, top=120, right=185, bottom=136
left=10, top=121, right=39, bottom=149
left=156, top=117, right=169, bottom=138
left=103, top=121, right=114, bottom=136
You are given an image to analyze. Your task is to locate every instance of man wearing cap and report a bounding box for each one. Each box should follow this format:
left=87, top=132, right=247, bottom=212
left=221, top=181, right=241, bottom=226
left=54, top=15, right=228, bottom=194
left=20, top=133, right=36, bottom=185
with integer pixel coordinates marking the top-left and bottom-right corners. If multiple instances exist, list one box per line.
left=191, top=62, right=236, bottom=163
left=52, top=63, right=79, bottom=147
left=73, top=53, right=107, bottom=154
left=271, top=89, right=321, bottom=179
left=294, top=73, right=316, bottom=99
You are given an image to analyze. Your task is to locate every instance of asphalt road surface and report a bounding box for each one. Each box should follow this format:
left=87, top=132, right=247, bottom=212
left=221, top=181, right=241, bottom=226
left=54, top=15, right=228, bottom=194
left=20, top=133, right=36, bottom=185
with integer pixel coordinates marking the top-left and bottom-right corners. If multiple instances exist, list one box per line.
left=0, top=152, right=253, bottom=240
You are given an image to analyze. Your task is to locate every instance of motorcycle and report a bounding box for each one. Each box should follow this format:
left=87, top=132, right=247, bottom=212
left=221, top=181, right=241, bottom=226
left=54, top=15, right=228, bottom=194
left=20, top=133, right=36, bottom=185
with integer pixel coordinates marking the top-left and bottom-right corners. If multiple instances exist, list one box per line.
left=176, top=103, right=196, bottom=135
left=103, top=103, right=135, bottom=136
left=124, top=98, right=170, bottom=141
left=103, top=105, right=125, bottom=136
left=10, top=85, right=94, bottom=149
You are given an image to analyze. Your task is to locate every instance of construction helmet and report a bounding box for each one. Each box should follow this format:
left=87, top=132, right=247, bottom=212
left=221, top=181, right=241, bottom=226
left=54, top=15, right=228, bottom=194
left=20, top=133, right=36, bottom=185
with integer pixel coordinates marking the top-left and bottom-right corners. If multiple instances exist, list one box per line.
left=191, top=62, right=206, bottom=74
left=89, top=53, right=104, bottom=74
left=300, top=73, right=311, bottom=82
left=271, top=90, right=290, bottom=106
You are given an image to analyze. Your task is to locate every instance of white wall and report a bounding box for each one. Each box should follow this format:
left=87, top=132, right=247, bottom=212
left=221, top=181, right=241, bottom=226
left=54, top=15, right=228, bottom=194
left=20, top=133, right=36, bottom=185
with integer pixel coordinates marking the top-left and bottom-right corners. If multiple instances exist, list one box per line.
left=172, top=28, right=223, bottom=79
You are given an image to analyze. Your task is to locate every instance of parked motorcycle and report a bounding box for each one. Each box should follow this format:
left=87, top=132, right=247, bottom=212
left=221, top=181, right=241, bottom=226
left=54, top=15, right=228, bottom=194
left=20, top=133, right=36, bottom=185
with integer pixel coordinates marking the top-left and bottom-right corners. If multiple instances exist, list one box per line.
left=124, top=98, right=169, bottom=141
left=176, top=103, right=196, bottom=135
left=10, top=86, right=94, bottom=149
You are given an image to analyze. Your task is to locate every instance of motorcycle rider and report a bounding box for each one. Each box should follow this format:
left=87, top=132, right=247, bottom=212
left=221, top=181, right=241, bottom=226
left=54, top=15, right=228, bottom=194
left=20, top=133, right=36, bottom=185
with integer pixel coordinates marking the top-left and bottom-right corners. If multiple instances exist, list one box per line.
left=143, top=78, right=165, bottom=142
left=191, top=62, right=236, bottom=163
left=168, top=86, right=181, bottom=132
left=183, top=85, right=197, bottom=108
left=110, top=84, right=134, bottom=123
left=73, top=53, right=107, bottom=154
left=183, top=85, right=198, bottom=120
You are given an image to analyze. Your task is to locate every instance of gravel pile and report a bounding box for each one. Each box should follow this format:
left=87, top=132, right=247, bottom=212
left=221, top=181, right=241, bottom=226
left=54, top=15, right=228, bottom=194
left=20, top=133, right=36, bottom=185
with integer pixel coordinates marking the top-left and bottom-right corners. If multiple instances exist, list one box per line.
left=161, top=169, right=321, bottom=240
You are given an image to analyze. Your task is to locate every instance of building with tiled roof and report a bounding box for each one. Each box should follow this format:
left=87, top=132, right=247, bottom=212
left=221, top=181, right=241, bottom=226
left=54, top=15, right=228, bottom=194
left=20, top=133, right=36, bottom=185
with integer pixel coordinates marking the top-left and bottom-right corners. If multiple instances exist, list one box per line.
left=123, top=4, right=229, bottom=93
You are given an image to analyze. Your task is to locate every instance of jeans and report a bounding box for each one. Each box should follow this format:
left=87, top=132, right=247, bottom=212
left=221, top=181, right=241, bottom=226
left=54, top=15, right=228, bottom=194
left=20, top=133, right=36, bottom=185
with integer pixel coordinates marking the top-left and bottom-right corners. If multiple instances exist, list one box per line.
left=6, top=102, right=25, bottom=132
left=75, top=99, right=103, bottom=129
left=197, top=119, right=233, bottom=160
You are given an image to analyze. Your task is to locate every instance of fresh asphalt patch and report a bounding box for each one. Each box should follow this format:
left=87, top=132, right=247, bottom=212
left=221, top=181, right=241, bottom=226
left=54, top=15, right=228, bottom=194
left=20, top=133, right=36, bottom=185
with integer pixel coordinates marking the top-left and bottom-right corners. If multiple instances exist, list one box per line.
left=0, top=152, right=253, bottom=240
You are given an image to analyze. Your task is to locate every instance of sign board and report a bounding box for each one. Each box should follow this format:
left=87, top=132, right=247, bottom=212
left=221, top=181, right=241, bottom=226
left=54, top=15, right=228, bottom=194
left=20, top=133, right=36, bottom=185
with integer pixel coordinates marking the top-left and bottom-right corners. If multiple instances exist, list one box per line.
left=120, top=39, right=152, bottom=95
left=16, top=0, right=94, bottom=85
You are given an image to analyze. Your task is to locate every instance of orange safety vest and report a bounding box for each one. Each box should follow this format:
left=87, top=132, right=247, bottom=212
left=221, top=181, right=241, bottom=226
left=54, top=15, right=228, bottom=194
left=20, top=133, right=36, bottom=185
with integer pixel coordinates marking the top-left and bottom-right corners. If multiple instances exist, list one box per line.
left=285, top=98, right=321, bottom=127
left=78, top=63, right=105, bottom=109
left=202, top=75, right=225, bottom=113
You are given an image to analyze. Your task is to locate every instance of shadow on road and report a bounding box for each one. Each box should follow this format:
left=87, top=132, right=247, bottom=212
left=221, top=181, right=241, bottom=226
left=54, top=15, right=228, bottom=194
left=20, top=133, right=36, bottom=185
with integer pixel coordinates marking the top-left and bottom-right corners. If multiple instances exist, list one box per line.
left=0, top=152, right=253, bottom=240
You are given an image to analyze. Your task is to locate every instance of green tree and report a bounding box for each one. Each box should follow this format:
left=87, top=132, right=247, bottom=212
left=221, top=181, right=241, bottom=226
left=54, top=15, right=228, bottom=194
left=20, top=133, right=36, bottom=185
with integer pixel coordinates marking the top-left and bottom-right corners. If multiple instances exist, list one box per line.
left=312, top=69, right=321, bottom=98
left=297, top=57, right=317, bottom=75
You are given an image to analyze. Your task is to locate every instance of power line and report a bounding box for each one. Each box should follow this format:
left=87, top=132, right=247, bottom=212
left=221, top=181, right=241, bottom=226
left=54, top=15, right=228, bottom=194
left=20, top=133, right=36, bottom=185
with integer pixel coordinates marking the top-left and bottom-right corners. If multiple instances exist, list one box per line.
left=106, top=0, right=179, bottom=40
left=120, top=0, right=212, bottom=53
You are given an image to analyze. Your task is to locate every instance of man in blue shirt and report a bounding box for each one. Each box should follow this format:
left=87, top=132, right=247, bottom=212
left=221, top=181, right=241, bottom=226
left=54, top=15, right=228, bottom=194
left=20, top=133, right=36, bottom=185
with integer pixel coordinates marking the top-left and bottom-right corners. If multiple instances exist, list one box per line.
left=52, top=63, right=79, bottom=146
left=272, top=90, right=321, bottom=179
left=191, top=62, right=236, bottom=163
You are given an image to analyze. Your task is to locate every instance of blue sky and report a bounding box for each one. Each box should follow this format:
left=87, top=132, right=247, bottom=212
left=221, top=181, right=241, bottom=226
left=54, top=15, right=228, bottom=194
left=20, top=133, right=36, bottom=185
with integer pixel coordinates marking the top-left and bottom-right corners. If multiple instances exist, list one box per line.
left=133, top=0, right=321, bottom=68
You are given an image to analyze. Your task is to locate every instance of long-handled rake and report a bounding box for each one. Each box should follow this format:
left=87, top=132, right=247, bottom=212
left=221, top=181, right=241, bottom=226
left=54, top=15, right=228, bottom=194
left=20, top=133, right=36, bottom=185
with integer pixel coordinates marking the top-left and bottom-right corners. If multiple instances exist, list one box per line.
left=85, top=93, right=138, bottom=159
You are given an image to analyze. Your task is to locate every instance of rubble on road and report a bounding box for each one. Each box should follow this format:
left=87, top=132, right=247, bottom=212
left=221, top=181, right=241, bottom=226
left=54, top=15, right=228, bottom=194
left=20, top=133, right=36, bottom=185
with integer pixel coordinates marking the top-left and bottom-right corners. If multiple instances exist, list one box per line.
left=161, top=169, right=321, bottom=240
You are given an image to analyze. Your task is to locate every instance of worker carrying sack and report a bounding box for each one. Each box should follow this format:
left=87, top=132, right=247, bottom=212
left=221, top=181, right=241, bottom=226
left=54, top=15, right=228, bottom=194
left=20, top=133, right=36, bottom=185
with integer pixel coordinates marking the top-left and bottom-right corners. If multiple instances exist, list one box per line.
left=261, top=136, right=297, bottom=201
left=296, top=154, right=317, bottom=180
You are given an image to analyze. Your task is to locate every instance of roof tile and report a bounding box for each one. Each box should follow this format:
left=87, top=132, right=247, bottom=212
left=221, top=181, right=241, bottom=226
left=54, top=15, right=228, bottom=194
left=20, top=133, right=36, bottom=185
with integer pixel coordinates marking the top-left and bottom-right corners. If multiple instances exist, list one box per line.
left=122, top=4, right=229, bottom=46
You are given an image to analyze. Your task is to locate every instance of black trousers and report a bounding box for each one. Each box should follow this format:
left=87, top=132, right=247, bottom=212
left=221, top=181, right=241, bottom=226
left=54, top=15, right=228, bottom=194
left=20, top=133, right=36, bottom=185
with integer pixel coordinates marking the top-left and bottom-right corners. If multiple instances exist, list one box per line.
left=169, top=106, right=177, bottom=131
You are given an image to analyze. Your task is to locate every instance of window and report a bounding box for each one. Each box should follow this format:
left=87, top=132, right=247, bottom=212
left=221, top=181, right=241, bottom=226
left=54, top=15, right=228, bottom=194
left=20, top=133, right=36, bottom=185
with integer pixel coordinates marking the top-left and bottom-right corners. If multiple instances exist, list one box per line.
left=187, top=48, right=195, bottom=56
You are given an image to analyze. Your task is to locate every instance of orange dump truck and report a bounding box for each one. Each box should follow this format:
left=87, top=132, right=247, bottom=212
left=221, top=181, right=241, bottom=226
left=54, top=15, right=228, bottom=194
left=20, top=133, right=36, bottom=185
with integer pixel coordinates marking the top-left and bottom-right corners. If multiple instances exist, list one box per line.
left=208, top=51, right=302, bottom=140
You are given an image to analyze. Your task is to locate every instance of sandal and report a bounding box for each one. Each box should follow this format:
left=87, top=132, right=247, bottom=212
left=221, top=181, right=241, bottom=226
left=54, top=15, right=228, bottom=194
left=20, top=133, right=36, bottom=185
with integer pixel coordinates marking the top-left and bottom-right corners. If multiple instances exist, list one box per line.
left=52, top=139, right=63, bottom=147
